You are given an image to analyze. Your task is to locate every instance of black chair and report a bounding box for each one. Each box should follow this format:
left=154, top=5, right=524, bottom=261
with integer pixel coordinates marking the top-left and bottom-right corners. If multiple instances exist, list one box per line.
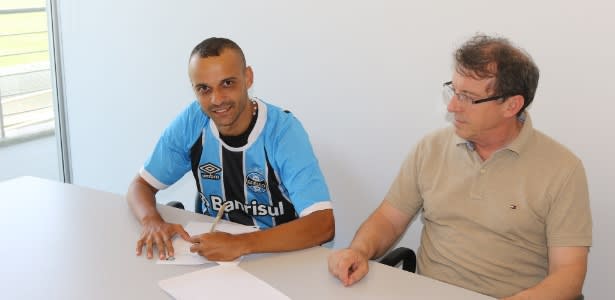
left=194, top=193, right=203, bottom=213
left=166, top=200, right=185, bottom=210
left=379, top=247, right=416, bottom=273
left=167, top=194, right=203, bottom=213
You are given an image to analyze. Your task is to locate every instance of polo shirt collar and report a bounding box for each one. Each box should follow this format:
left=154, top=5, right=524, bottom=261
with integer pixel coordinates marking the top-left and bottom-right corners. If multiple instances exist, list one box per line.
left=453, top=131, right=475, bottom=151
left=453, top=112, right=533, bottom=155
left=505, top=112, right=532, bottom=155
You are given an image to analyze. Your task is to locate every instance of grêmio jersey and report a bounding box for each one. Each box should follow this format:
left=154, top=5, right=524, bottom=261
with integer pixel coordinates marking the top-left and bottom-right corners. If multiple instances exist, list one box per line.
left=140, top=98, right=331, bottom=229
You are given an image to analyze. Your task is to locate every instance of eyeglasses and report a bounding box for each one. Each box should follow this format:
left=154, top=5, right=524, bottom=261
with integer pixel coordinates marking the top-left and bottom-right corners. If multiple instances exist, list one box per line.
left=442, top=81, right=509, bottom=106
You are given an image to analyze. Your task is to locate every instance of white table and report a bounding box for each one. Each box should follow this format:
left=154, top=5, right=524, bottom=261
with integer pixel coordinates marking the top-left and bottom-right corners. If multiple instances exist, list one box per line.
left=0, top=176, right=493, bottom=299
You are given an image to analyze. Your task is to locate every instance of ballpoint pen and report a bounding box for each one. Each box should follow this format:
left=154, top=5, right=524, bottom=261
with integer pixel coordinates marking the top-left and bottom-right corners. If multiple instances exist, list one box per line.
left=209, top=202, right=230, bottom=233
left=164, top=202, right=230, bottom=261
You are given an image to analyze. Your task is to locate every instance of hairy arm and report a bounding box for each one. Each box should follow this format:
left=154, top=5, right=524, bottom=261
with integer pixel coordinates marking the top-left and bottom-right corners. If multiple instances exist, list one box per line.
left=350, top=201, right=413, bottom=259
left=502, top=246, right=588, bottom=300
left=328, top=200, right=412, bottom=286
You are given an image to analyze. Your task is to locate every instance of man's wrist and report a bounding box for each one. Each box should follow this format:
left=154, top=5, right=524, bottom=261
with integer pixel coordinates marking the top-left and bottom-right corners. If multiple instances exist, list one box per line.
left=140, top=214, right=163, bottom=226
left=349, top=244, right=371, bottom=260
left=237, top=232, right=257, bottom=256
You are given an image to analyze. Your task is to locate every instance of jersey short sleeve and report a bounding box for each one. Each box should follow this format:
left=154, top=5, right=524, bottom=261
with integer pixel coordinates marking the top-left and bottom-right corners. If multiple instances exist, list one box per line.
left=268, top=111, right=331, bottom=216
left=141, top=102, right=207, bottom=189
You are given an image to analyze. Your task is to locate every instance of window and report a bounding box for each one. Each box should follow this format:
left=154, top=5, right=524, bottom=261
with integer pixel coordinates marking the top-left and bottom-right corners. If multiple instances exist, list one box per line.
left=0, top=0, right=69, bottom=182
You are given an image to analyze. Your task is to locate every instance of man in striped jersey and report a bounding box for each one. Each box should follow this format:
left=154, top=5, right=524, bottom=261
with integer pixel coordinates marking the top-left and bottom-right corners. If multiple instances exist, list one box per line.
left=128, top=37, right=334, bottom=261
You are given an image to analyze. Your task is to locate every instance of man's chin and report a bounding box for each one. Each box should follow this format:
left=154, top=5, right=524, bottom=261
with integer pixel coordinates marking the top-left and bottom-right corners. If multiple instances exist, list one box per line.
left=454, top=128, right=469, bottom=139
left=212, top=120, right=232, bottom=129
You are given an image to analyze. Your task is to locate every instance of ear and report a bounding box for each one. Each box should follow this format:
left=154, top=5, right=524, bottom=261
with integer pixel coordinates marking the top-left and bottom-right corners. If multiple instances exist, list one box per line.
left=502, top=95, right=524, bottom=118
left=244, top=66, right=254, bottom=89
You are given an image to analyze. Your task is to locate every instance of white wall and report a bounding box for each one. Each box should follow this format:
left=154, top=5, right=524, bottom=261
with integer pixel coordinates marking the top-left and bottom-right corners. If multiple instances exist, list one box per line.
left=58, top=0, right=614, bottom=298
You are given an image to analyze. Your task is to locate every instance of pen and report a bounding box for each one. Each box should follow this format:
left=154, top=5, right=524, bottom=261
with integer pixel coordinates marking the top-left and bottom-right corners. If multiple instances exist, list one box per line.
left=209, top=202, right=230, bottom=233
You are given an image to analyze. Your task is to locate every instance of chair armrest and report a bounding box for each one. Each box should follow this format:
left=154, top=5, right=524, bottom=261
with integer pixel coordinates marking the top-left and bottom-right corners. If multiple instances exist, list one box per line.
left=379, top=247, right=416, bottom=273
left=194, top=194, right=203, bottom=214
left=166, top=201, right=185, bottom=210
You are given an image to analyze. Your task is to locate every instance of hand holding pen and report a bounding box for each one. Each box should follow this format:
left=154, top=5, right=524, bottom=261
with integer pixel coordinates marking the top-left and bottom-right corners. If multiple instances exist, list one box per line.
left=209, top=201, right=231, bottom=233
left=188, top=202, right=246, bottom=261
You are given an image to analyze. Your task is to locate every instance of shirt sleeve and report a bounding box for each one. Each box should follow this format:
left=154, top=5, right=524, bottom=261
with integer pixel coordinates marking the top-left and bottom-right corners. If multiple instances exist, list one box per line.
left=140, top=102, right=205, bottom=190
left=270, top=114, right=331, bottom=216
left=384, top=143, right=424, bottom=218
left=546, top=159, right=593, bottom=247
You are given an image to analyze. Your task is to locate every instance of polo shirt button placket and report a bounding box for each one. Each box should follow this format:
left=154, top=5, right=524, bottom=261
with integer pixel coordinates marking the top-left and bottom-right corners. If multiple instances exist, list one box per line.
left=469, top=166, right=487, bottom=200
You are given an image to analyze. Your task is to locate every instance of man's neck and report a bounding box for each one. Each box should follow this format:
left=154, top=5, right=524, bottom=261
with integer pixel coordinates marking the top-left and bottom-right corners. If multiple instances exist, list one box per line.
left=219, top=103, right=258, bottom=147
left=473, top=118, right=523, bottom=161
left=218, top=100, right=257, bottom=136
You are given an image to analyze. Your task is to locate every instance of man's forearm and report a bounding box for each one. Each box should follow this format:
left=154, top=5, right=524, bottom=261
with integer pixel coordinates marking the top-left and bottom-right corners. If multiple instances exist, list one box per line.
left=237, top=209, right=334, bottom=255
left=349, top=207, right=405, bottom=259
left=510, top=270, right=586, bottom=299
left=127, top=175, right=162, bottom=224
left=506, top=251, right=587, bottom=300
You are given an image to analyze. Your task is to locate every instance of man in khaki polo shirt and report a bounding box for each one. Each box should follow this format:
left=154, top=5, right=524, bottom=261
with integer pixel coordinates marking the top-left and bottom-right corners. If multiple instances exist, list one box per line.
left=328, top=34, right=592, bottom=299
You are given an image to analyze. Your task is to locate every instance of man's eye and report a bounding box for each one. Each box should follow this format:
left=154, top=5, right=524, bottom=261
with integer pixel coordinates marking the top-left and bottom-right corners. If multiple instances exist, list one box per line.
left=458, top=94, right=471, bottom=102
left=222, top=80, right=233, bottom=87
left=196, top=87, right=210, bottom=95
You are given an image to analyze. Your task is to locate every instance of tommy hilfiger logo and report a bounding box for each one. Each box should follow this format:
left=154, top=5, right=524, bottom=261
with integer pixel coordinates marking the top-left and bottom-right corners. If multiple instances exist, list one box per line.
left=200, top=163, right=221, bottom=180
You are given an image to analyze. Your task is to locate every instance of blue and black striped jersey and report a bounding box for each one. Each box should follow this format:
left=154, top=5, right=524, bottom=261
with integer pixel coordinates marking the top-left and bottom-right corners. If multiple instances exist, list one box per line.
left=140, top=98, right=331, bottom=229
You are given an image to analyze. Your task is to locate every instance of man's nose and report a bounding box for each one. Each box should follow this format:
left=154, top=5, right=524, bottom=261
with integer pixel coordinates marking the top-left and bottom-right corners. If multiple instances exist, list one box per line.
left=447, top=95, right=462, bottom=112
left=210, top=90, right=222, bottom=105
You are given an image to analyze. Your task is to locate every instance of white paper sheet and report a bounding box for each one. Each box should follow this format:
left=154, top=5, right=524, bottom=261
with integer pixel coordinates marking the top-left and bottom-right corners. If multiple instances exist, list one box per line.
left=159, top=264, right=290, bottom=300
left=157, top=221, right=259, bottom=265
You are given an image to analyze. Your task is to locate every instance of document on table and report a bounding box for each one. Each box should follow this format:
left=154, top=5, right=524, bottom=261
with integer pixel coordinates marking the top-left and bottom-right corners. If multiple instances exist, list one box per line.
left=159, top=264, right=290, bottom=300
left=157, top=221, right=259, bottom=265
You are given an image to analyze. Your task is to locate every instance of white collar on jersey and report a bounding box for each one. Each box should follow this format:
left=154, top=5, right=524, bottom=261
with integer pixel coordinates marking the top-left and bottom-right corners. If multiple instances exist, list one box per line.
left=208, top=97, right=267, bottom=152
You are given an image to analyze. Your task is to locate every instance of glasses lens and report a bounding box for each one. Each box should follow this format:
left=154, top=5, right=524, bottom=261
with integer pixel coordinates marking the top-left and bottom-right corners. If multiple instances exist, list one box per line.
left=442, top=84, right=454, bottom=105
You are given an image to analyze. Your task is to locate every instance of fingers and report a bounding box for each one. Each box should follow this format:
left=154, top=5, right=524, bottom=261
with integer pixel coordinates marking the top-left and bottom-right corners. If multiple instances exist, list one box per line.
left=152, top=224, right=188, bottom=258
left=146, top=238, right=154, bottom=259
left=328, top=254, right=344, bottom=281
left=328, top=251, right=351, bottom=284
left=136, top=231, right=155, bottom=259
left=139, top=236, right=169, bottom=260
left=188, top=234, right=202, bottom=244
left=328, top=249, right=368, bottom=287
left=189, top=242, right=202, bottom=255
left=136, top=221, right=189, bottom=259
left=136, top=239, right=144, bottom=256
left=189, top=233, right=203, bottom=254
left=153, top=235, right=165, bottom=259
left=161, top=235, right=174, bottom=258
left=186, top=234, right=240, bottom=261
left=152, top=225, right=186, bottom=258
left=347, top=261, right=369, bottom=286
left=173, top=224, right=191, bottom=241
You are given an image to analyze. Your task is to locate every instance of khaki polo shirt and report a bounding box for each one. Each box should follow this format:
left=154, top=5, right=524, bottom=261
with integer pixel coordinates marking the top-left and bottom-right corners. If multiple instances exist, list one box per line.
left=385, top=114, right=592, bottom=298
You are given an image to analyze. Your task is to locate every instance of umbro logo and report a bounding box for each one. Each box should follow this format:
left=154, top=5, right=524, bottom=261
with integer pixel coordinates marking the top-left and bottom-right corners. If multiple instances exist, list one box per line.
left=200, top=163, right=221, bottom=180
